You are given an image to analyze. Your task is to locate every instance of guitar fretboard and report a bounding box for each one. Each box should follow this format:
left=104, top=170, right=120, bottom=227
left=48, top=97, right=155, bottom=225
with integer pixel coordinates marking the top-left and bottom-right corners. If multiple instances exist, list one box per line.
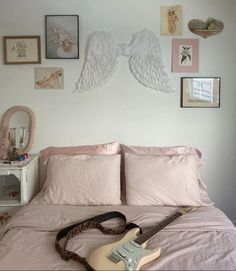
left=134, top=211, right=183, bottom=245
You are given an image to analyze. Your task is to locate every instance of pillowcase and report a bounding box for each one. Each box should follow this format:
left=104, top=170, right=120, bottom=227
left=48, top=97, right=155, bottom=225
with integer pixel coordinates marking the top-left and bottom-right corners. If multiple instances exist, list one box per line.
left=120, top=144, right=203, bottom=201
left=121, top=144, right=202, bottom=164
left=125, top=152, right=212, bottom=206
left=43, top=154, right=121, bottom=205
left=39, top=142, right=120, bottom=189
left=41, top=142, right=120, bottom=160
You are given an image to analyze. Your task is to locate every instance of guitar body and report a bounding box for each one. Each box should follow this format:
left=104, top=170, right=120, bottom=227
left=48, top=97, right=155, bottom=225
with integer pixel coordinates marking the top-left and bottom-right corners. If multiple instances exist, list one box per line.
left=87, top=227, right=161, bottom=270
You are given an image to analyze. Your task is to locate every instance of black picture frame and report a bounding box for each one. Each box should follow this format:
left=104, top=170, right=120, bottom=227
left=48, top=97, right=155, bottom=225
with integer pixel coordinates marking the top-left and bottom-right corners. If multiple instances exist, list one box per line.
left=181, top=77, right=221, bottom=108
left=45, top=15, right=79, bottom=59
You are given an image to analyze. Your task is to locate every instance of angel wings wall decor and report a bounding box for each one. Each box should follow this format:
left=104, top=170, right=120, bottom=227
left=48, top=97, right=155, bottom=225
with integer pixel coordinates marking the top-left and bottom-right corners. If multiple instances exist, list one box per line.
left=75, top=29, right=173, bottom=93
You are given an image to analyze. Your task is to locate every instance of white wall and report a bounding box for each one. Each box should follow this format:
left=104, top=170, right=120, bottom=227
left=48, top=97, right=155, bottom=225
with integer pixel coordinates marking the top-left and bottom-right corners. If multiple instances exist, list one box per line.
left=0, top=0, right=236, bottom=221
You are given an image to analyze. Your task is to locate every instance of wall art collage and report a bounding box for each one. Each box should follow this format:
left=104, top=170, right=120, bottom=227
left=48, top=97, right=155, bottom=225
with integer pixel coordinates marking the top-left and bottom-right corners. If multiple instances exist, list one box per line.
left=2, top=6, right=223, bottom=107
left=3, top=15, right=78, bottom=90
left=160, top=5, right=222, bottom=108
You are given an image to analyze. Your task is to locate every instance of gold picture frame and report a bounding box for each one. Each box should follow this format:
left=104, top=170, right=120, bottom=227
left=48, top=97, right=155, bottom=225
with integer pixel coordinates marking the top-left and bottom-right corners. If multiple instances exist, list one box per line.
left=3, top=36, right=41, bottom=64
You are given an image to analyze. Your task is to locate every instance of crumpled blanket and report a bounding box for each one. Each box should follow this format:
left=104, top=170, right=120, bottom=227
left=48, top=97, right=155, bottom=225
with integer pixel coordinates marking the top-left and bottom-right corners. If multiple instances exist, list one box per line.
left=0, top=203, right=236, bottom=270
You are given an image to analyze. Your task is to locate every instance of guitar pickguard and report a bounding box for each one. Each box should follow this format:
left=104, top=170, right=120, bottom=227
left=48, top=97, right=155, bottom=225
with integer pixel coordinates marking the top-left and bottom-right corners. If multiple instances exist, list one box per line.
left=86, top=208, right=194, bottom=270
left=109, top=240, right=153, bottom=271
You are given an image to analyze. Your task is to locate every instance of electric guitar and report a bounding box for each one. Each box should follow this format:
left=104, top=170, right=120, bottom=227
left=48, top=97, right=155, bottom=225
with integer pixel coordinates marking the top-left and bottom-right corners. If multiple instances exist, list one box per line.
left=87, top=207, right=196, bottom=271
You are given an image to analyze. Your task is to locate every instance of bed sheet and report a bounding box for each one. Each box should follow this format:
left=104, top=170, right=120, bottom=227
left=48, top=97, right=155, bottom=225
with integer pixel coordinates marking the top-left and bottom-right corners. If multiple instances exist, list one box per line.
left=0, top=200, right=236, bottom=270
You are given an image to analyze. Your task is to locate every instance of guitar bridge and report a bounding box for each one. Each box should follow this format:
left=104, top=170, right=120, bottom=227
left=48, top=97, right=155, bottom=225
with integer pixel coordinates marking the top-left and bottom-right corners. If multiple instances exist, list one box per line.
left=108, top=253, right=121, bottom=263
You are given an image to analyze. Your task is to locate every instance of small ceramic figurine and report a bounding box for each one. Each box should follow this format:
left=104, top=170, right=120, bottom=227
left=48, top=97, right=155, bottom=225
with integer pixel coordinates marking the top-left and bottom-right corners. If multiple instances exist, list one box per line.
left=0, top=213, right=11, bottom=225
left=207, top=17, right=224, bottom=30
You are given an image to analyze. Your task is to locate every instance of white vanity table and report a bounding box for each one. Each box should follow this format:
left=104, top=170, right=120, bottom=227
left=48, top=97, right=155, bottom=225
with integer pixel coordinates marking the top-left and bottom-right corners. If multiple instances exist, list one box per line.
left=0, top=155, right=39, bottom=226
left=0, top=106, right=37, bottom=227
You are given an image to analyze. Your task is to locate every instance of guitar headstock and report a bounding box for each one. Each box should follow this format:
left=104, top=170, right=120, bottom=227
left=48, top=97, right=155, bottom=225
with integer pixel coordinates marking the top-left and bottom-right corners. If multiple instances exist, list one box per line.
left=179, top=207, right=198, bottom=215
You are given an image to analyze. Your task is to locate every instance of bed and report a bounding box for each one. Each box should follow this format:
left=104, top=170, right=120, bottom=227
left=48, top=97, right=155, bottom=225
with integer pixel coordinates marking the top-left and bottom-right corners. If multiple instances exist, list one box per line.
left=0, top=142, right=236, bottom=270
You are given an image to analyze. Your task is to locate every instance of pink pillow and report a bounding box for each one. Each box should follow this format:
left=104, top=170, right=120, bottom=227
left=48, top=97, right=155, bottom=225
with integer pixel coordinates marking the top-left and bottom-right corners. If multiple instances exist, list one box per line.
left=125, top=153, right=213, bottom=206
left=121, top=144, right=202, bottom=164
left=120, top=144, right=203, bottom=201
left=43, top=154, right=121, bottom=205
left=41, top=142, right=120, bottom=161
left=39, top=142, right=120, bottom=189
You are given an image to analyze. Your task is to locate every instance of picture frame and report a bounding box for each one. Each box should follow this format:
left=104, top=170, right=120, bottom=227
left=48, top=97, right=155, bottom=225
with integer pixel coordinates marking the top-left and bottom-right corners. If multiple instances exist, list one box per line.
left=160, top=5, right=183, bottom=36
left=3, top=36, right=41, bottom=64
left=172, top=38, right=199, bottom=73
left=45, top=15, right=79, bottom=59
left=181, top=77, right=221, bottom=108
left=34, top=67, right=64, bottom=89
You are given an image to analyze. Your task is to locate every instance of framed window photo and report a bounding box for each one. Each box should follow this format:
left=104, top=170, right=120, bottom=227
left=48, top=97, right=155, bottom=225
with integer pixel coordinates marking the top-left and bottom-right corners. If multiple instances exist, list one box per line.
left=172, top=38, right=199, bottom=72
left=181, top=77, right=221, bottom=108
left=3, top=36, right=41, bottom=64
left=45, top=15, right=79, bottom=59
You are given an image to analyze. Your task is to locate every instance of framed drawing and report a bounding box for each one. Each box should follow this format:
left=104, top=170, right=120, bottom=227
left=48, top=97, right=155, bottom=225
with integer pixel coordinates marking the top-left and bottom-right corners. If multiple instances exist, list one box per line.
left=45, top=15, right=79, bottom=59
left=181, top=77, right=220, bottom=108
left=172, top=38, right=199, bottom=73
left=34, top=67, right=64, bottom=89
left=3, top=36, right=41, bottom=64
left=160, top=5, right=182, bottom=35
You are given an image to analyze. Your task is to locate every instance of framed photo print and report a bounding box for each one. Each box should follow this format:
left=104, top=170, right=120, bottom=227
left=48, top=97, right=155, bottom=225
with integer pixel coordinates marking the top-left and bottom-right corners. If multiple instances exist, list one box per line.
left=160, top=5, right=183, bottom=35
left=34, top=67, right=64, bottom=89
left=3, top=36, right=41, bottom=64
left=181, top=77, right=220, bottom=108
left=172, top=38, right=199, bottom=73
left=45, top=15, right=79, bottom=59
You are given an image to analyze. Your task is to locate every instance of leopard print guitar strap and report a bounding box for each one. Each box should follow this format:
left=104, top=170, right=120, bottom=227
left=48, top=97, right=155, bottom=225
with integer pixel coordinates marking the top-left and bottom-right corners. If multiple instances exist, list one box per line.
left=55, top=211, right=141, bottom=270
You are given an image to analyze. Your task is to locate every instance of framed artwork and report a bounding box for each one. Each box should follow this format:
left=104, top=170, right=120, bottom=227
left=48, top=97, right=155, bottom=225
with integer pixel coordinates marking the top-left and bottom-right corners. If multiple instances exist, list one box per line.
left=34, top=67, right=64, bottom=89
left=3, top=36, right=41, bottom=64
left=160, top=5, right=182, bottom=35
left=45, top=15, right=79, bottom=59
left=172, top=38, right=199, bottom=73
left=181, top=77, right=220, bottom=108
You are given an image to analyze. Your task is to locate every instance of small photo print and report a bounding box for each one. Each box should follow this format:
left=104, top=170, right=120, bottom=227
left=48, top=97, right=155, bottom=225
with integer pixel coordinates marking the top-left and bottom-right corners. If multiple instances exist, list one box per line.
left=160, top=5, right=182, bottom=36
left=34, top=67, right=64, bottom=89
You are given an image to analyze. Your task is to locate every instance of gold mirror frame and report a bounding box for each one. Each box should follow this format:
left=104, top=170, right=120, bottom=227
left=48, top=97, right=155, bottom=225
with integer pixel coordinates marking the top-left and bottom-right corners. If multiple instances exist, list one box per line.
left=0, top=106, right=36, bottom=159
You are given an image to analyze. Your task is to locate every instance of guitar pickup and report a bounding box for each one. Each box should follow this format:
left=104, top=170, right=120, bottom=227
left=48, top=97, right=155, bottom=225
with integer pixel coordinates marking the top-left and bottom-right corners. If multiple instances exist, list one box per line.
left=123, top=244, right=134, bottom=253
left=130, top=240, right=140, bottom=248
left=117, top=249, right=127, bottom=258
left=108, top=253, right=121, bottom=263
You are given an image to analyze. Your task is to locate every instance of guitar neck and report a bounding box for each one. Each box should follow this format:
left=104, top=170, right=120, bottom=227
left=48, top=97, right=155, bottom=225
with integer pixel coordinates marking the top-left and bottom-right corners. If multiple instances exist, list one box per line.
left=134, top=211, right=183, bottom=245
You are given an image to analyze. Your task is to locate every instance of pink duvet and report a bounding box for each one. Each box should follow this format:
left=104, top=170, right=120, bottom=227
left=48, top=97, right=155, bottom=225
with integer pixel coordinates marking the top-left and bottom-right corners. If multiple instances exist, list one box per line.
left=0, top=201, right=236, bottom=270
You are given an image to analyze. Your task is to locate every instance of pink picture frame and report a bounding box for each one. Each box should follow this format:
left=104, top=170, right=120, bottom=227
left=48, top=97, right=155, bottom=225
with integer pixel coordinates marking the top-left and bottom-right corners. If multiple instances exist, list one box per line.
left=172, top=38, right=199, bottom=73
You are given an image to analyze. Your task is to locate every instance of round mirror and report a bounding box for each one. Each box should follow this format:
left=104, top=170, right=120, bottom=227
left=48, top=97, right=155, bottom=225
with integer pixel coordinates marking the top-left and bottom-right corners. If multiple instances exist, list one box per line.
left=0, top=106, right=36, bottom=159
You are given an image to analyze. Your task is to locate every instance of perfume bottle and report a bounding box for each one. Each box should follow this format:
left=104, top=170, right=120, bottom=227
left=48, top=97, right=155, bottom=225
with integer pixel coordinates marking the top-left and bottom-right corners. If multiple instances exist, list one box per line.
left=8, top=128, right=18, bottom=161
left=9, top=128, right=16, bottom=147
left=9, top=147, right=18, bottom=161
left=19, top=127, right=26, bottom=149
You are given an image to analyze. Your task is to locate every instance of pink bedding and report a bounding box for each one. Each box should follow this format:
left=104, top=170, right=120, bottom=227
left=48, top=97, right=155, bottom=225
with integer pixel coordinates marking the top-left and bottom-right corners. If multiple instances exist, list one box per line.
left=0, top=201, right=236, bottom=270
